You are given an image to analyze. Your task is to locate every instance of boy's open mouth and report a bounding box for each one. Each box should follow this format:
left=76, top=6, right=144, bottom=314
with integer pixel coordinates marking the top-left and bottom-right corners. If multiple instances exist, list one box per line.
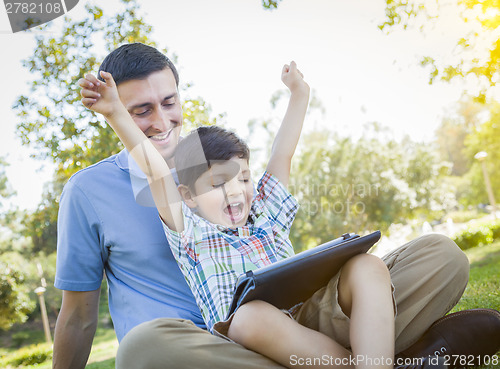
left=223, top=202, right=244, bottom=222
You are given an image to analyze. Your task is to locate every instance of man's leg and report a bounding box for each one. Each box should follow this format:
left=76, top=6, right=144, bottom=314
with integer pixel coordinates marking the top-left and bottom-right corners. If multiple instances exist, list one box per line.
left=294, top=233, right=469, bottom=355
left=381, top=233, right=469, bottom=353
left=115, top=318, right=285, bottom=369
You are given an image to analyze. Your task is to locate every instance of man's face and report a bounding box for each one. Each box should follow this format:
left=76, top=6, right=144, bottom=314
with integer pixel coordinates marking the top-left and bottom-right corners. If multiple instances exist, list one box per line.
left=117, top=68, right=182, bottom=166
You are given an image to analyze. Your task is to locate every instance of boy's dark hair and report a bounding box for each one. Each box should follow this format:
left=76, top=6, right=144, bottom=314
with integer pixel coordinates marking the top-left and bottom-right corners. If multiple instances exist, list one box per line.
left=175, top=126, right=250, bottom=190
left=98, top=43, right=179, bottom=86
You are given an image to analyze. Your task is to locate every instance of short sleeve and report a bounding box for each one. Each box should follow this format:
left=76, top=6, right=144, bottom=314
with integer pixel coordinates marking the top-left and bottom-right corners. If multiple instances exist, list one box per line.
left=55, top=180, right=105, bottom=291
left=254, top=171, right=299, bottom=233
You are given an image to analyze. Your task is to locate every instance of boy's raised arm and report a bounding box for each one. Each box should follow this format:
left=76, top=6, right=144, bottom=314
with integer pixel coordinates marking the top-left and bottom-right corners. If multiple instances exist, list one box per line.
left=79, top=71, right=184, bottom=232
left=266, top=61, right=310, bottom=187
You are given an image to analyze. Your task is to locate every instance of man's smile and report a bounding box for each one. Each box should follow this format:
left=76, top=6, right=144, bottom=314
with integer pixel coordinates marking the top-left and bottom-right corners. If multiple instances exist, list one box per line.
left=148, top=128, right=173, bottom=142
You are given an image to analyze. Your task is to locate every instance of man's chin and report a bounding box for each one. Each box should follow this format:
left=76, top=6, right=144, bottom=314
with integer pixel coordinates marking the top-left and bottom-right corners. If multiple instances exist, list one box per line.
left=151, top=145, right=174, bottom=164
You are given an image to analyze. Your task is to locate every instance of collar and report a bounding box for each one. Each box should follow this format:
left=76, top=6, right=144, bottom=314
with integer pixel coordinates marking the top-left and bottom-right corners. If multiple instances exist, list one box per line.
left=116, top=149, right=178, bottom=207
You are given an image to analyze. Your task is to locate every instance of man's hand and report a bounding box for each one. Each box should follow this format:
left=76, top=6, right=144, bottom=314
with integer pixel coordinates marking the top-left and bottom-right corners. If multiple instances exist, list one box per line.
left=281, top=61, right=310, bottom=95
left=79, top=71, right=124, bottom=118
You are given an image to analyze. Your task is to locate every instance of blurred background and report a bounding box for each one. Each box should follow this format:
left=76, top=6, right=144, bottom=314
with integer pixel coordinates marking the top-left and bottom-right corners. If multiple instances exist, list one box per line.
left=0, top=1, right=499, bottom=367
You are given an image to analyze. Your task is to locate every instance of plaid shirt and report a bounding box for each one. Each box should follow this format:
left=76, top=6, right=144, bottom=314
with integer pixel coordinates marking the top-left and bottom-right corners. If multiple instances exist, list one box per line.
left=163, top=171, right=299, bottom=332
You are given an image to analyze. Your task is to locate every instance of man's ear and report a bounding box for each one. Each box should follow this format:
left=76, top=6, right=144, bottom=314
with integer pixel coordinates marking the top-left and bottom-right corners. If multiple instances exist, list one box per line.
left=177, top=184, right=197, bottom=208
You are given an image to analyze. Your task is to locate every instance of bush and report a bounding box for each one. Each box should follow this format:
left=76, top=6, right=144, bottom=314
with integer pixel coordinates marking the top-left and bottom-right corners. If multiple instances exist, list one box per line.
left=489, top=219, right=500, bottom=240
left=0, top=261, right=36, bottom=330
left=0, top=343, right=52, bottom=367
left=444, top=209, right=484, bottom=224
left=453, top=226, right=493, bottom=250
left=452, top=219, right=500, bottom=250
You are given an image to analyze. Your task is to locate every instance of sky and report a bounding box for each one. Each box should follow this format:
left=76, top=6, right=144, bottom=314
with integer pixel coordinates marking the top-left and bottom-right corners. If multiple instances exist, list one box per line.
left=0, top=0, right=471, bottom=210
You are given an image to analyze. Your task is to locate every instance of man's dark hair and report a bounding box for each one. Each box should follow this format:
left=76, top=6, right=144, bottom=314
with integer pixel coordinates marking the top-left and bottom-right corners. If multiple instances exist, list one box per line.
left=175, top=126, right=250, bottom=190
left=98, top=43, right=179, bottom=86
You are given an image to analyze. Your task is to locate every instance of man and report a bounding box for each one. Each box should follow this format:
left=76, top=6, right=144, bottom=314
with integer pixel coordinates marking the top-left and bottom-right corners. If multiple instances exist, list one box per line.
left=53, top=43, right=500, bottom=369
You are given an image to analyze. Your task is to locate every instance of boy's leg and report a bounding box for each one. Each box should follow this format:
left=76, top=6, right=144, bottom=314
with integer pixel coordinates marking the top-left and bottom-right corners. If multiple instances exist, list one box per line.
left=115, top=318, right=285, bottom=369
left=294, top=234, right=469, bottom=355
left=337, top=254, right=394, bottom=369
left=226, top=300, right=353, bottom=369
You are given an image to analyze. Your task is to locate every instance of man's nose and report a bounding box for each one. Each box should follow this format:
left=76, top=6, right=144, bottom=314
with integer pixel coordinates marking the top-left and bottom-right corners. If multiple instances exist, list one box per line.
left=151, top=107, right=172, bottom=131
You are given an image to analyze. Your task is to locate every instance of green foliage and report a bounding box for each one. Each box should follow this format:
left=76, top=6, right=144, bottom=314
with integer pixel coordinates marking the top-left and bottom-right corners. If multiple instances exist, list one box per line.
left=487, top=219, right=500, bottom=240
left=379, top=0, right=500, bottom=98
left=0, top=343, right=52, bottom=367
left=453, top=225, right=494, bottom=250
left=452, top=220, right=500, bottom=250
left=13, top=0, right=161, bottom=177
left=181, top=98, right=225, bottom=133
left=0, top=252, right=60, bottom=328
left=262, top=0, right=282, bottom=10
left=434, top=98, right=485, bottom=176
left=288, top=124, right=455, bottom=252
left=14, top=0, right=224, bottom=255
left=451, top=241, right=500, bottom=313
left=444, top=209, right=485, bottom=224
left=0, top=157, right=15, bottom=201
left=462, top=102, right=500, bottom=206
left=21, top=182, right=61, bottom=255
left=0, top=261, right=36, bottom=331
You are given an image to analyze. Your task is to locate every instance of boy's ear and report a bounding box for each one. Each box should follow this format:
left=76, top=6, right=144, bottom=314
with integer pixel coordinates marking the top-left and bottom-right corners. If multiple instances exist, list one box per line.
left=177, top=184, right=197, bottom=208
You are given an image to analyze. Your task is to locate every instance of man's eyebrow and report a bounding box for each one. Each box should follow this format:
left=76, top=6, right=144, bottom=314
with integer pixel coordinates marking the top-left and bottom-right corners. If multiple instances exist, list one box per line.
left=128, top=93, right=178, bottom=111
left=162, top=92, right=178, bottom=102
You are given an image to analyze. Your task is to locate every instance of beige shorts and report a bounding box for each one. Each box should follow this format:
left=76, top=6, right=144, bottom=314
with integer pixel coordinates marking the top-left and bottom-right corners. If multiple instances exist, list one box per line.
left=293, top=269, right=396, bottom=349
left=214, top=268, right=396, bottom=349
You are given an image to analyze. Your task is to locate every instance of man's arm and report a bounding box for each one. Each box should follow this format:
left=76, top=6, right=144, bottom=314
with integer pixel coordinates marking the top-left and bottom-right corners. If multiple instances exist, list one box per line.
left=79, top=72, right=183, bottom=232
left=52, top=289, right=100, bottom=369
left=266, top=61, right=310, bottom=187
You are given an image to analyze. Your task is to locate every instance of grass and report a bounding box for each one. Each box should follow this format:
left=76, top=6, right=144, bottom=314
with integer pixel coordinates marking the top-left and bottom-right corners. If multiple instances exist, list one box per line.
left=1, top=242, right=499, bottom=368
left=0, top=284, right=117, bottom=369
left=450, top=241, right=500, bottom=369
left=451, top=241, right=500, bottom=313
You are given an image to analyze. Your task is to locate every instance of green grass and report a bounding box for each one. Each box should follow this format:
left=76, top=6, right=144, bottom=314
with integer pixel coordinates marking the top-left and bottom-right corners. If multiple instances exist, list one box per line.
left=451, top=241, right=500, bottom=369
left=452, top=241, right=500, bottom=313
left=1, top=242, right=499, bottom=368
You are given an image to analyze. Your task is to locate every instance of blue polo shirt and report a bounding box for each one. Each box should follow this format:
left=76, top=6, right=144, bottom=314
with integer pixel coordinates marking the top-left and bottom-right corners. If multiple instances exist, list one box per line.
left=55, top=149, right=205, bottom=341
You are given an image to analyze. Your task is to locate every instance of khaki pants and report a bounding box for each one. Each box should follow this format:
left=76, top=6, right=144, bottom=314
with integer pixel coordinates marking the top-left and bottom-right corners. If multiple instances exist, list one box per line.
left=116, top=234, right=469, bottom=369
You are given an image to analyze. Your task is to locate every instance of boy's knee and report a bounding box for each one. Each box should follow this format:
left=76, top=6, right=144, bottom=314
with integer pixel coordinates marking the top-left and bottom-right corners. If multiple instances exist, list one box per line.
left=344, top=253, right=390, bottom=280
left=228, top=300, right=269, bottom=345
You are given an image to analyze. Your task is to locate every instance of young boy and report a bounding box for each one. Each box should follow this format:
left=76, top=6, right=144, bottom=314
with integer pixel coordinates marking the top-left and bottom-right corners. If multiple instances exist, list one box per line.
left=80, top=63, right=417, bottom=369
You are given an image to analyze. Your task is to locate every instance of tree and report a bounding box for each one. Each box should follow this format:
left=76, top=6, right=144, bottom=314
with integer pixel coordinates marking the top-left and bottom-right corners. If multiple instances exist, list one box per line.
left=435, top=97, right=486, bottom=176
left=0, top=157, right=14, bottom=204
left=0, top=260, right=36, bottom=330
left=14, top=0, right=223, bottom=255
left=288, top=124, right=455, bottom=252
left=262, top=0, right=282, bottom=10
left=379, top=0, right=500, bottom=100
left=461, top=102, right=500, bottom=206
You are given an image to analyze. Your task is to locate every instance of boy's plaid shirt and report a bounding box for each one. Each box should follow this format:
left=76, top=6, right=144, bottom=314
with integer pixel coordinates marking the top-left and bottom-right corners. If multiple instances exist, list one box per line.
left=163, top=171, right=299, bottom=332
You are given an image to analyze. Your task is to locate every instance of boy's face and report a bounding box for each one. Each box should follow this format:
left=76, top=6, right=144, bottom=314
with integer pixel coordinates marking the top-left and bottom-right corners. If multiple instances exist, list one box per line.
left=189, top=157, right=254, bottom=228
left=117, top=68, right=182, bottom=167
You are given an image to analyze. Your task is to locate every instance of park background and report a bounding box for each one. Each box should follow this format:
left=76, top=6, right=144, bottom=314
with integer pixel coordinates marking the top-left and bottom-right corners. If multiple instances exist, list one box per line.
left=0, top=0, right=499, bottom=367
